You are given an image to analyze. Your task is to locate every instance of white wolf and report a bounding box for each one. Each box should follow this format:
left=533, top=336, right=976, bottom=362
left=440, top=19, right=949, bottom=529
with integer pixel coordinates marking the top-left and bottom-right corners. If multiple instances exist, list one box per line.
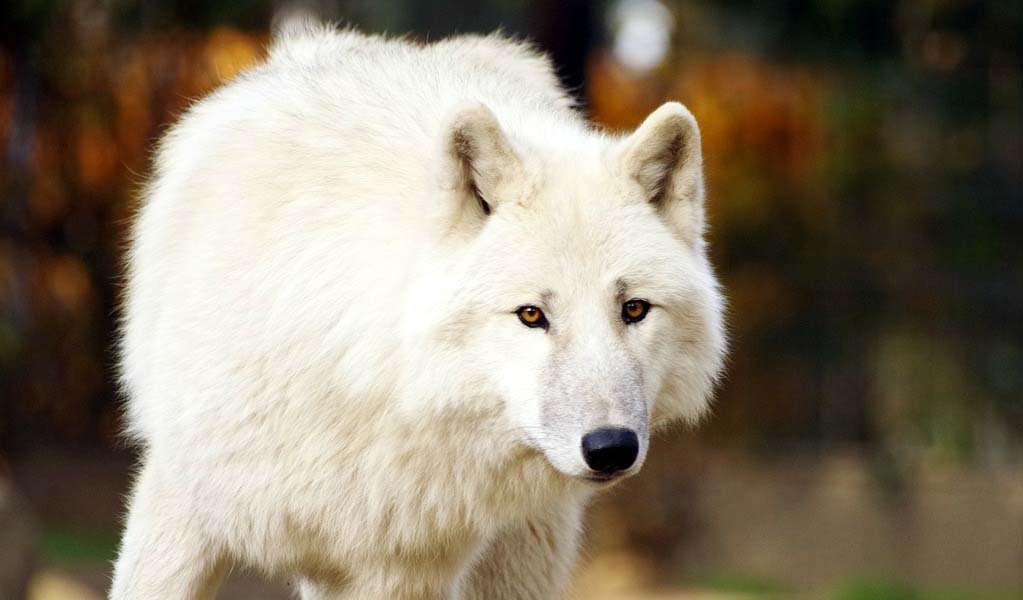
left=112, top=23, right=726, bottom=600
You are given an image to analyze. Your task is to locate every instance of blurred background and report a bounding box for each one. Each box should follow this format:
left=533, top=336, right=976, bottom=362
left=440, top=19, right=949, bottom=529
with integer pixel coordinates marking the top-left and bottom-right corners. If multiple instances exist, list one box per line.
left=0, top=0, right=1020, bottom=599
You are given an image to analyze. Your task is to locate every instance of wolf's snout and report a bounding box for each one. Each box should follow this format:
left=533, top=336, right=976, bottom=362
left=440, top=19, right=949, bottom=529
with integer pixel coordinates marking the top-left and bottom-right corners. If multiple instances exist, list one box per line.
left=581, top=427, right=639, bottom=475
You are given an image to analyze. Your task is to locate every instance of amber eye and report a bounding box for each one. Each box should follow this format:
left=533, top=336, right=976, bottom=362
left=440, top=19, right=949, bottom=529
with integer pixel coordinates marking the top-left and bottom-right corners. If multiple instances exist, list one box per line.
left=622, top=299, right=650, bottom=324
left=516, top=306, right=548, bottom=329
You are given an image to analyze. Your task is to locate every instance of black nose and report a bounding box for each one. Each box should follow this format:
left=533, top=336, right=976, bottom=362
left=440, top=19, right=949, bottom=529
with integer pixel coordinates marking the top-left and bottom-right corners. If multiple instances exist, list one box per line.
left=581, top=427, right=639, bottom=474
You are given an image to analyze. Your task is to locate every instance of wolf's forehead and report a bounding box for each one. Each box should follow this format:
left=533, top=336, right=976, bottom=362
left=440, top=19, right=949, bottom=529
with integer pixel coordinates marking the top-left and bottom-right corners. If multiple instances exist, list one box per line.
left=527, top=189, right=664, bottom=251
left=495, top=156, right=688, bottom=283
left=514, top=206, right=679, bottom=282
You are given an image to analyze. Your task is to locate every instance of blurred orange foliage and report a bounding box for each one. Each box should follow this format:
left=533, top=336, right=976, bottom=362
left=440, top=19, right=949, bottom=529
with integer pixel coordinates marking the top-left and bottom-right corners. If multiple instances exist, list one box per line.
left=590, top=49, right=832, bottom=235
left=1, top=27, right=266, bottom=443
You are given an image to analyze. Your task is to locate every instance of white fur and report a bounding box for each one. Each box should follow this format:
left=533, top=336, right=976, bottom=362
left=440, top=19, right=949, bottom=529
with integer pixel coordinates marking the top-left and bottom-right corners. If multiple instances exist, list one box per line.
left=112, top=23, right=726, bottom=600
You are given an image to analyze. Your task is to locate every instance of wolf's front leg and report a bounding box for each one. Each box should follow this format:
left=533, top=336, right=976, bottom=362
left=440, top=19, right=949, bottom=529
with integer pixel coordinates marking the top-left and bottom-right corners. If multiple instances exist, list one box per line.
left=462, top=502, right=585, bottom=600
left=110, top=459, right=226, bottom=600
left=300, top=559, right=468, bottom=600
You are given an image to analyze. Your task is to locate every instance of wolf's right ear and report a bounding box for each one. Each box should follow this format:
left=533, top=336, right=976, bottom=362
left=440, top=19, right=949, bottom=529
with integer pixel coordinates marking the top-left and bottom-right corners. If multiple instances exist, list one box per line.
left=443, top=103, right=524, bottom=218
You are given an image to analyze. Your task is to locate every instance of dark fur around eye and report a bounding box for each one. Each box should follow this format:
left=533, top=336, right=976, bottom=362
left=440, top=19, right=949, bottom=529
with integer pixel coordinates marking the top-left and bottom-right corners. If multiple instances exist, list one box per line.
left=622, top=300, right=650, bottom=324
left=516, top=306, right=549, bottom=330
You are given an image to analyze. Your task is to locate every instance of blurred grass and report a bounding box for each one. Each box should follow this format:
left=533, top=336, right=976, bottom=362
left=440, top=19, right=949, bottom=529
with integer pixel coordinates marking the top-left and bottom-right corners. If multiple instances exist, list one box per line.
left=39, top=528, right=118, bottom=566
left=835, top=580, right=1022, bottom=600
left=31, top=529, right=1022, bottom=600
left=692, top=573, right=788, bottom=596
left=664, top=573, right=1019, bottom=600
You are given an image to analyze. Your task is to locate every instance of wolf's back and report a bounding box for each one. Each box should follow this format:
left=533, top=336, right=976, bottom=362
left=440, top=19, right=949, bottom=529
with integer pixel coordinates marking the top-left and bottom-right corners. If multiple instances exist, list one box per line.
left=117, top=25, right=578, bottom=444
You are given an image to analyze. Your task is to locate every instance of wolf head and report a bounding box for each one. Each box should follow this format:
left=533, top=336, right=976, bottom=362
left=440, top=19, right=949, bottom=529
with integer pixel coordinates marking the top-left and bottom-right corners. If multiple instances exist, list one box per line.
left=415, top=101, right=726, bottom=483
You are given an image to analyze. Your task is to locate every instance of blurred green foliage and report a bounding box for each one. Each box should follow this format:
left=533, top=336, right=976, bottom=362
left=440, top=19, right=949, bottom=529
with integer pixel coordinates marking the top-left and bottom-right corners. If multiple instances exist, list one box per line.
left=39, top=528, right=118, bottom=566
left=835, top=579, right=1022, bottom=600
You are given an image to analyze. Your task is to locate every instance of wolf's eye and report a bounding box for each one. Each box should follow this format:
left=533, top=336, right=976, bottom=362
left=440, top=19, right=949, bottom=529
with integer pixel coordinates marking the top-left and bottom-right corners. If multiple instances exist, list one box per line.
left=516, top=306, right=548, bottom=329
left=622, top=299, right=650, bottom=324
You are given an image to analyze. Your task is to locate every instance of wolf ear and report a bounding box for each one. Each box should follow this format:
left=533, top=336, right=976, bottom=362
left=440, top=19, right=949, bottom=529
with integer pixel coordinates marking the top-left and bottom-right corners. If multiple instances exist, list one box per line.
left=444, top=103, right=524, bottom=218
left=619, top=102, right=706, bottom=245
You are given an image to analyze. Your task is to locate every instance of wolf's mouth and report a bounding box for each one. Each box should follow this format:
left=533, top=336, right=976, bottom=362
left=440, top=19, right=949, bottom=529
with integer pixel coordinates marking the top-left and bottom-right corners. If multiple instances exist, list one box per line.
left=583, top=473, right=624, bottom=484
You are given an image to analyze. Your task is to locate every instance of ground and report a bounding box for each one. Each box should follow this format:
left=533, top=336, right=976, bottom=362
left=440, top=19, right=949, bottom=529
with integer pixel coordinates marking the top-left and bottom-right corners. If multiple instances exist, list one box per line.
left=26, top=566, right=764, bottom=600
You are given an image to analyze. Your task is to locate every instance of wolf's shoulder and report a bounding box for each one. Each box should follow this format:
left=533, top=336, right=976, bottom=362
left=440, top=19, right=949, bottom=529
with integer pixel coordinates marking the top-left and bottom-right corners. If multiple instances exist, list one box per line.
left=264, top=22, right=575, bottom=114
left=431, top=31, right=574, bottom=109
left=267, top=19, right=395, bottom=65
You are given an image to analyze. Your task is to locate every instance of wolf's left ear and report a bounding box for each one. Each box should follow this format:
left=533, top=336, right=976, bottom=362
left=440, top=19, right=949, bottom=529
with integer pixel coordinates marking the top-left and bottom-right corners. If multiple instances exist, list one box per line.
left=444, top=103, right=524, bottom=220
left=619, top=102, right=706, bottom=246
